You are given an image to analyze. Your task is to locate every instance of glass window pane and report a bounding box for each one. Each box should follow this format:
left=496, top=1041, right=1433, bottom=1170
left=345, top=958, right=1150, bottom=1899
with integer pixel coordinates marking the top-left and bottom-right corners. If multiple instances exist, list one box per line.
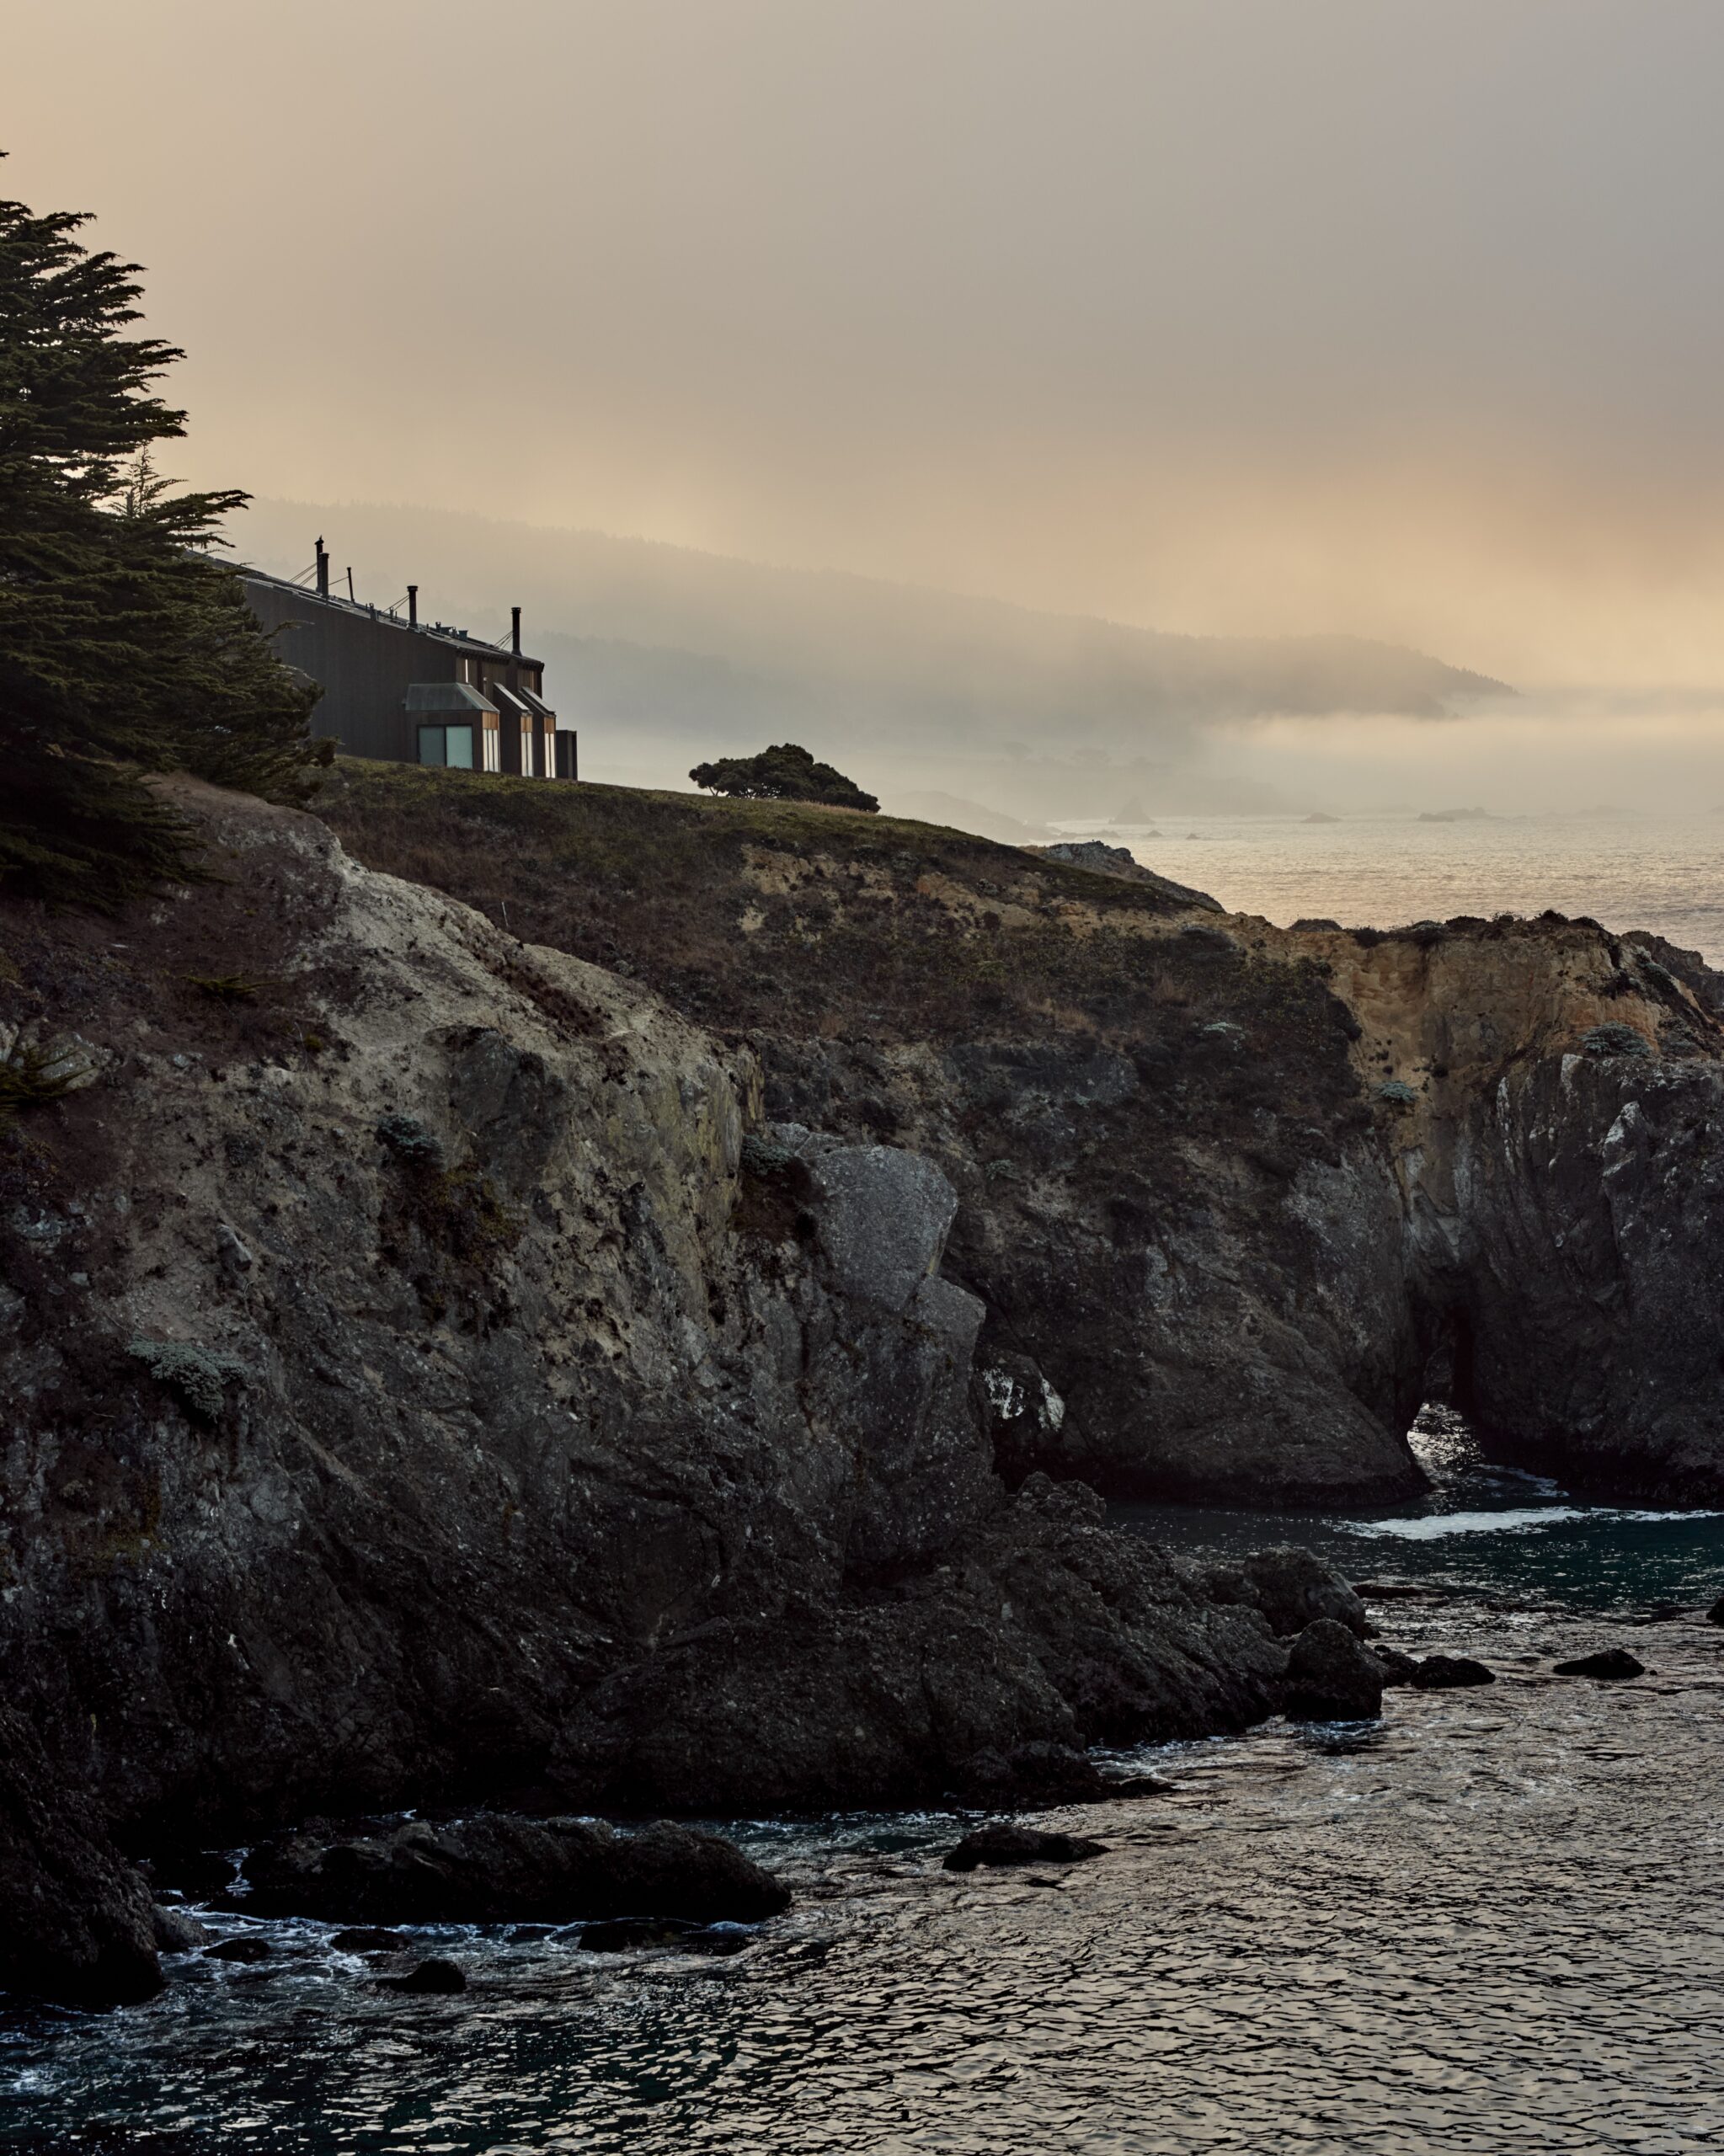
left=417, top=726, right=446, bottom=765
left=521, top=730, right=536, bottom=778
left=446, top=726, right=474, bottom=770
left=483, top=727, right=499, bottom=773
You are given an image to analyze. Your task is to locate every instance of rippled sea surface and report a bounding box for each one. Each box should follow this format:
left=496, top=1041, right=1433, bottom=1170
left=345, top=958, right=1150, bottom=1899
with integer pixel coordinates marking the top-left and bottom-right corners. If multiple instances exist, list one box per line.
left=1118, top=1405, right=1724, bottom=1613
left=1078, top=810, right=1724, bottom=965
left=8, top=1414, right=1724, bottom=2154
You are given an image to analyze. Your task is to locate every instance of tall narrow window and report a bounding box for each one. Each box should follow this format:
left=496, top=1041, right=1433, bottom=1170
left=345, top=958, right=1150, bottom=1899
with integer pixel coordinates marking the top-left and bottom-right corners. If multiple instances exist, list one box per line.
left=483, top=727, right=499, bottom=773
left=445, top=726, right=474, bottom=770
left=520, top=728, right=536, bottom=778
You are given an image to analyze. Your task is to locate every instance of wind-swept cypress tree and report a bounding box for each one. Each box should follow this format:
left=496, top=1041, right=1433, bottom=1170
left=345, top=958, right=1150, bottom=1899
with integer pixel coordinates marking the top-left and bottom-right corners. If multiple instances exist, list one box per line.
left=0, top=156, right=325, bottom=910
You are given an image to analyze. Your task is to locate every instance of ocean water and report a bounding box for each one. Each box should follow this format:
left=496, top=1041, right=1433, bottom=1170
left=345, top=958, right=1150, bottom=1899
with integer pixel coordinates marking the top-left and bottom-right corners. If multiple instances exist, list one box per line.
left=1056, top=810, right=1724, bottom=965
left=1115, top=1404, right=1724, bottom=1613
left=7, top=1410, right=1723, bottom=2155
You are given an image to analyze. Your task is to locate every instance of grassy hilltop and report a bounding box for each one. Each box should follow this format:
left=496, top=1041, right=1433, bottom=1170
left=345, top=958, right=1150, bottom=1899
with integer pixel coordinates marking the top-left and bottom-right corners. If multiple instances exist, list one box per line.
left=312, top=758, right=1364, bottom=1133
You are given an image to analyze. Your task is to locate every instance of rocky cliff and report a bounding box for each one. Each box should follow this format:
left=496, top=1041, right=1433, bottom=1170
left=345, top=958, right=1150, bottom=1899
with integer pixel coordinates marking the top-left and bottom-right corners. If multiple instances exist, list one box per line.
left=0, top=780, right=1290, bottom=2003
left=7, top=767, right=1722, bottom=2004
left=318, top=762, right=1724, bottom=1508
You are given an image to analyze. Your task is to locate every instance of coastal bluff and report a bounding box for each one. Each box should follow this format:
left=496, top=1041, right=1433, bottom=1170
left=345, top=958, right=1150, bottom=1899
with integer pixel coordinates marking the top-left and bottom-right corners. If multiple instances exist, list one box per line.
left=2, top=781, right=1289, bottom=2004
left=4, top=771, right=1722, bottom=2002
left=323, top=763, right=1724, bottom=1508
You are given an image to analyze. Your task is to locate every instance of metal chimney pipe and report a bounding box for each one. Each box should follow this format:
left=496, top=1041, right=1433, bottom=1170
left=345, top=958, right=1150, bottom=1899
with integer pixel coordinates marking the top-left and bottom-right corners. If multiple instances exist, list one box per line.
left=407, top=584, right=418, bottom=628
left=315, top=537, right=329, bottom=600
left=510, top=606, right=521, bottom=657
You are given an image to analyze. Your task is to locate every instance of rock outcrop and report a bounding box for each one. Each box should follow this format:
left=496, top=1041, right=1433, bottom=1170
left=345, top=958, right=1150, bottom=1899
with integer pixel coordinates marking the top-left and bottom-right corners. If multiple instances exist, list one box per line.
left=319, top=765, right=1724, bottom=1512
left=0, top=1705, right=161, bottom=2007
left=9, top=767, right=1724, bottom=1999
left=238, top=1815, right=790, bottom=1924
left=1029, top=840, right=1225, bottom=911
left=1198, top=1547, right=1374, bottom=1639
left=0, top=781, right=1294, bottom=1999
left=1282, top=1618, right=1385, bottom=1721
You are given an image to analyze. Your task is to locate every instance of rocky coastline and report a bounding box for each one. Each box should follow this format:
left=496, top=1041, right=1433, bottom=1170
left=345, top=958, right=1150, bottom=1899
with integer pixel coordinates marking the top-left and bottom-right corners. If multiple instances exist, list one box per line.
left=5, top=773, right=1724, bottom=2007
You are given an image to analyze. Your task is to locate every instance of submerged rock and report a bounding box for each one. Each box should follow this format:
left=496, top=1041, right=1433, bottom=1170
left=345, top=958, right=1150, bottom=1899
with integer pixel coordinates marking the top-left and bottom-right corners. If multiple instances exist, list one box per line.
left=203, top=1935, right=272, bottom=1963
left=240, top=1816, right=790, bottom=1927
left=329, top=1926, right=410, bottom=1952
left=942, top=1825, right=1109, bottom=1872
left=951, top=1742, right=1118, bottom=1806
left=1553, top=1648, right=1646, bottom=1680
left=579, top=1917, right=750, bottom=1956
left=1283, top=1620, right=1385, bottom=1721
left=1410, top=1655, right=1497, bottom=1690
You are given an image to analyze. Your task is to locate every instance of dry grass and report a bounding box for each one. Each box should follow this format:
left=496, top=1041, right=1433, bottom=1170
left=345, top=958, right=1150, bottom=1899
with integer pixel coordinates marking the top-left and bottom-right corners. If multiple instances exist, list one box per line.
left=313, top=759, right=1366, bottom=1135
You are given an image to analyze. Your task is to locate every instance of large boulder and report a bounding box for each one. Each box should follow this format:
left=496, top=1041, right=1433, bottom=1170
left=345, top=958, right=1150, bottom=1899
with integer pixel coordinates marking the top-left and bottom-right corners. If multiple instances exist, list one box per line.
left=1200, top=1548, right=1374, bottom=1639
left=942, top=1823, right=1108, bottom=1872
left=239, top=1815, right=789, bottom=1925
left=1553, top=1648, right=1645, bottom=1680
left=0, top=1707, right=162, bottom=2007
left=1410, top=1654, right=1495, bottom=1690
left=805, top=1142, right=958, bottom=1310
left=1282, top=1619, right=1385, bottom=1721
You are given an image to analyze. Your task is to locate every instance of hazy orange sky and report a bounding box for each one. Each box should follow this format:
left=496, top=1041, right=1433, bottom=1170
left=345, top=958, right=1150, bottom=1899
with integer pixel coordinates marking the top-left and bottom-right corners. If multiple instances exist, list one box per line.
left=9, top=0, right=1724, bottom=686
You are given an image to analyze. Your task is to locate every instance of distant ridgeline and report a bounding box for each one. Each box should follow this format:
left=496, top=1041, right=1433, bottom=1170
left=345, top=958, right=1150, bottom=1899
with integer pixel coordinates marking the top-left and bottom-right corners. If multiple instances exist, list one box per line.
left=236, top=500, right=1509, bottom=792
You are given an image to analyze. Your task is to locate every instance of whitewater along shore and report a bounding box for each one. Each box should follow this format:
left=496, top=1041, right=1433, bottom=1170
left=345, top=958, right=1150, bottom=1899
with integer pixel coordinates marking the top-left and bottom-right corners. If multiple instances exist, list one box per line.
left=3, top=772, right=1723, bottom=2004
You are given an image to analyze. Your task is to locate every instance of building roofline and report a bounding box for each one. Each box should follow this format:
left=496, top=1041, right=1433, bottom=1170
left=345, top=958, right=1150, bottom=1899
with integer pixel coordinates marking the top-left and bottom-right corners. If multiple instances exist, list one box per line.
left=238, top=564, right=545, bottom=670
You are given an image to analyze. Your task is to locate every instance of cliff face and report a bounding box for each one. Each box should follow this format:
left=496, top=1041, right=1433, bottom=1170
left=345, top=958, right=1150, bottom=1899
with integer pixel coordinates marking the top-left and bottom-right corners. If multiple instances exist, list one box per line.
left=317, top=764, right=1724, bottom=1508
left=1319, top=922, right=1724, bottom=1497
left=0, top=781, right=1289, bottom=1999
left=8, top=769, right=1722, bottom=2002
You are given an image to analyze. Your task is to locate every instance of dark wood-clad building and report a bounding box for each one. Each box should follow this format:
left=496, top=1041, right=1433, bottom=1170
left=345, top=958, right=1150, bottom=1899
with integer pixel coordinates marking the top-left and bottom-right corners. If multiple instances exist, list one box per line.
left=242, top=542, right=575, bottom=779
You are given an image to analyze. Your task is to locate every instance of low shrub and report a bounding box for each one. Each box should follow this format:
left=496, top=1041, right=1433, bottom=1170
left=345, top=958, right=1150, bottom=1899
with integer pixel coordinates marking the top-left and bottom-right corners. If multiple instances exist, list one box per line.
left=127, top=1338, right=248, bottom=1424
left=1581, top=1023, right=1653, bottom=1060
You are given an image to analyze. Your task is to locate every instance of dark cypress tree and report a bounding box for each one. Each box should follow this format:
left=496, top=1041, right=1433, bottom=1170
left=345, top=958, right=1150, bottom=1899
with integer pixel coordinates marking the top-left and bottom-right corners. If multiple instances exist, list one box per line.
left=689, top=742, right=878, bottom=812
left=0, top=158, right=326, bottom=910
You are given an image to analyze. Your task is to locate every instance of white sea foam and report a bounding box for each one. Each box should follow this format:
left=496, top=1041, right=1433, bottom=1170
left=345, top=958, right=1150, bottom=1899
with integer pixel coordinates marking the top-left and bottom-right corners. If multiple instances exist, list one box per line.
left=1346, top=1506, right=1723, bottom=1540
left=1347, top=1507, right=1594, bottom=1540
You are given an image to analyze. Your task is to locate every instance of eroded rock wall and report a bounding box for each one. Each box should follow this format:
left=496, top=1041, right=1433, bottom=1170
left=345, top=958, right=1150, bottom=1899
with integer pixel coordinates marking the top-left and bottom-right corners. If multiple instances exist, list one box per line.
left=0, top=782, right=1295, bottom=2000
left=316, top=766, right=1724, bottom=1512
left=1314, top=915, right=1724, bottom=1498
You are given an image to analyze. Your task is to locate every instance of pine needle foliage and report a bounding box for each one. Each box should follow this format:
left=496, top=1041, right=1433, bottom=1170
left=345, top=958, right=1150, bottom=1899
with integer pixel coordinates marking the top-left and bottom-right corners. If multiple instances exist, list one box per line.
left=0, top=157, right=327, bottom=910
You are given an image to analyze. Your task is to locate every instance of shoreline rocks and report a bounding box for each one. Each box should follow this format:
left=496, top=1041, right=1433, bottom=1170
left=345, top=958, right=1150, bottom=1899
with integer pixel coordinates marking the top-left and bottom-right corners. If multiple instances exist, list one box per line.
left=0, top=1705, right=163, bottom=2009
left=1199, top=1549, right=1374, bottom=1640
left=382, top=1956, right=466, bottom=1994
left=238, top=1817, right=791, bottom=1927
left=1410, top=1655, right=1497, bottom=1690
left=9, top=779, right=1722, bottom=2004
left=1552, top=1648, right=1645, bottom=1680
left=943, top=1825, right=1109, bottom=1872
left=1283, top=1620, right=1385, bottom=1721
